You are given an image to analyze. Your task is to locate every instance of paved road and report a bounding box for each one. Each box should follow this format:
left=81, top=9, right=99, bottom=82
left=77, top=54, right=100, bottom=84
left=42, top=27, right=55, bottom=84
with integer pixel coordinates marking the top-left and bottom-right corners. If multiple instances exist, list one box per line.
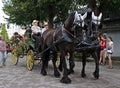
left=0, top=53, right=120, bottom=88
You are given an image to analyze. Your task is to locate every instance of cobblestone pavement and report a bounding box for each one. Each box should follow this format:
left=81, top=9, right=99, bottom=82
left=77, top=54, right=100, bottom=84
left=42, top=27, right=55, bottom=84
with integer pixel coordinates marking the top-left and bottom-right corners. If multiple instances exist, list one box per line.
left=0, top=53, right=120, bottom=88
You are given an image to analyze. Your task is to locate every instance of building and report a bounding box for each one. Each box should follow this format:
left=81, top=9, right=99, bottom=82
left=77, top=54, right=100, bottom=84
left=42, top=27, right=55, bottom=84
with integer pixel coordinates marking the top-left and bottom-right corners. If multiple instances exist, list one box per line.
left=6, top=24, right=21, bottom=39
left=103, top=18, right=120, bottom=58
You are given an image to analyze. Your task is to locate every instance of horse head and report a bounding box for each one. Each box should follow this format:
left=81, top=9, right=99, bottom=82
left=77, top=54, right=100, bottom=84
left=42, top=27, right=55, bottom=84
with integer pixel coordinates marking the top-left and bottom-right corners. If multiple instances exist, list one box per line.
left=64, top=11, right=87, bottom=30
left=74, top=11, right=87, bottom=27
left=63, top=11, right=88, bottom=44
left=90, top=11, right=102, bottom=38
left=73, top=11, right=88, bottom=44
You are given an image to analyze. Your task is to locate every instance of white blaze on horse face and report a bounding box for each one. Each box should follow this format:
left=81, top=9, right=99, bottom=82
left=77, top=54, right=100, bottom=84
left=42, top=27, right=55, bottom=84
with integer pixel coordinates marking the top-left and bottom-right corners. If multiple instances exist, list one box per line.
left=92, top=12, right=102, bottom=25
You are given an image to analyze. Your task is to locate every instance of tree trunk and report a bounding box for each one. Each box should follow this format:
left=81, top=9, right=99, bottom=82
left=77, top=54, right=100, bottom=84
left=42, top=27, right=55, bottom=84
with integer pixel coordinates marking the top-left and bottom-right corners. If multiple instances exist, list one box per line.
left=47, top=3, right=56, bottom=29
left=89, top=0, right=107, bottom=16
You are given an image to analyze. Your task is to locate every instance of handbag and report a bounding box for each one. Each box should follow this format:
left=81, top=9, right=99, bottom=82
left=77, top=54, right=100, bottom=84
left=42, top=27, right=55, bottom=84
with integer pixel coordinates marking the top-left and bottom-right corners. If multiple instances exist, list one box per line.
left=107, top=49, right=113, bottom=53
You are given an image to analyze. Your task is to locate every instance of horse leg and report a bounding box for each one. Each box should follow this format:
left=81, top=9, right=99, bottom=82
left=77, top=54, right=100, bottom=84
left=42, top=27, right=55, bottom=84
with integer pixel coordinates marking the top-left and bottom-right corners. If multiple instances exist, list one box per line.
left=41, top=49, right=49, bottom=76
left=58, top=56, right=63, bottom=72
left=41, top=54, right=47, bottom=76
left=81, top=52, right=87, bottom=78
left=67, top=52, right=75, bottom=75
left=60, top=51, right=71, bottom=84
left=52, top=51, right=60, bottom=78
left=91, top=51, right=99, bottom=79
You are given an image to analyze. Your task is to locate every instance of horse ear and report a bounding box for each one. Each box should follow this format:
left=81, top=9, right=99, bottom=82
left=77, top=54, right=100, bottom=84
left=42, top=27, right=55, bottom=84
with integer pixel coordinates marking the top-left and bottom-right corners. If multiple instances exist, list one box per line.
left=82, top=12, right=87, bottom=20
left=92, top=12, right=96, bottom=20
left=98, top=13, right=102, bottom=20
left=74, top=11, right=80, bottom=21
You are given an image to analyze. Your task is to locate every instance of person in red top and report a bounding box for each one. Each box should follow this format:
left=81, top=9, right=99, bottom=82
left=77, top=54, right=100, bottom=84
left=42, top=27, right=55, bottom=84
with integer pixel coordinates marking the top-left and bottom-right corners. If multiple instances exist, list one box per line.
left=99, top=35, right=106, bottom=65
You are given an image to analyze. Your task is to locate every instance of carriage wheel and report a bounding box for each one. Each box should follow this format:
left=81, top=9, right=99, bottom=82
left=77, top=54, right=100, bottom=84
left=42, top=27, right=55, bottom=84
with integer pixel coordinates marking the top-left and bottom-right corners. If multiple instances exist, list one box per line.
left=26, top=50, right=34, bottom=71
left=11, top=48, right=18, bottom=65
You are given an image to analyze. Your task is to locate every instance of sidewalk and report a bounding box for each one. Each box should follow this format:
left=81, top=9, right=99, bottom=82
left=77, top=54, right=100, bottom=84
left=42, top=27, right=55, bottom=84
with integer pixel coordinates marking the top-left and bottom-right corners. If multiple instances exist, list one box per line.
left=0, top=53, right=120, bottom=88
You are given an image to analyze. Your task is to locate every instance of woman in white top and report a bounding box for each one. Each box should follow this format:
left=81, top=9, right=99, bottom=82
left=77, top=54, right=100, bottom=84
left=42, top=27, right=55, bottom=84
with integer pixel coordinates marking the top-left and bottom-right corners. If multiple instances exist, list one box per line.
left=31, top=20, right=41, bottom=50
left=106, top=36, right=114, bottom=69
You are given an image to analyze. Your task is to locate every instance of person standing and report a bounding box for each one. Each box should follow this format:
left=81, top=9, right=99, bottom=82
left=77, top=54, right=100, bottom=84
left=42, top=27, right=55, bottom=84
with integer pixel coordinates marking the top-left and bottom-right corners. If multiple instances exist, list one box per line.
left=106, top=36, right=114, bottom=69
left=31, top=20, right=41, bottom=50
left=99, top=35, right=106, bottom=65
left=0, top=36, right=7, bottom=67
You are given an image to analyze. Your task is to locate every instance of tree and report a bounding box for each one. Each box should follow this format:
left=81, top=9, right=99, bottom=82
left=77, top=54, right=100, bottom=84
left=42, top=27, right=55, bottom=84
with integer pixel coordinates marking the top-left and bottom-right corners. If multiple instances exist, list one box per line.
left=3, top=0, right=74, bottom=28
left=0, top=24, right=9, bottom=42
left=105, top=0, right=120, bottom=18
left=3, top=0, right=119, bottom=28
left=3, top=0, right=37, bottom=25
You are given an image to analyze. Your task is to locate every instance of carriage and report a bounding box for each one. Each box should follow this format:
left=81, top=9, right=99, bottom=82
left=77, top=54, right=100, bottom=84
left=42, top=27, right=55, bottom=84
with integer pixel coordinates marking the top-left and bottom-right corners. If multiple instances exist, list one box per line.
left=10, top=8, right=103, bottom=83
left=10, top=31, right=42, bottom=71
left=6, top=42, right=13, bottom=54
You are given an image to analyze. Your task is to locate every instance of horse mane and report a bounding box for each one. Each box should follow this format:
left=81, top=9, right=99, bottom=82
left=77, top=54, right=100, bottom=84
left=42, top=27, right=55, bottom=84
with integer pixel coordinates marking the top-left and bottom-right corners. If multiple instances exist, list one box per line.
left=64, top=12, right=75, bottom=30
left=42, top=29, right=55, bottom=40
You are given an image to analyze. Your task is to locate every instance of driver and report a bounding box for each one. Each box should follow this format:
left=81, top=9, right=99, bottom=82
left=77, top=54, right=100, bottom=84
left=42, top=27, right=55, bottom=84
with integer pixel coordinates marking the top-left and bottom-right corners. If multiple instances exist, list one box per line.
left=31, top=20, right=41, bottom=50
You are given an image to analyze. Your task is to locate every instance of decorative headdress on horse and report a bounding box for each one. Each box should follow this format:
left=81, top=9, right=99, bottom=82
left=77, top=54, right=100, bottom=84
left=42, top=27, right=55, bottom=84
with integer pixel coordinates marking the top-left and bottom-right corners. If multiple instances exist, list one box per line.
left=74, top=11, right=87, bottom=27
left=92, top=12, right=102, bottom=25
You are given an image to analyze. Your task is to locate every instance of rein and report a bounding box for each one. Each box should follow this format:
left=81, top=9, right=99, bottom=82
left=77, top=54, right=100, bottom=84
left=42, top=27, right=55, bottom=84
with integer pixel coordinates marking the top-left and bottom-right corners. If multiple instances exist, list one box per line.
left=63, top=25, right=74, bottom=38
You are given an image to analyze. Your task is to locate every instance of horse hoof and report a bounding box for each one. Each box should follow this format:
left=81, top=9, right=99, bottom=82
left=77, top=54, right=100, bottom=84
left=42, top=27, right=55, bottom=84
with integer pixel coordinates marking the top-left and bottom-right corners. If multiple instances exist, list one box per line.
left=60, top=76, right=71, bottom=84
left=41, top=70, right=47, bottom=76
left=54, top=70, right=60, bottom=78
left=93, top=72, right=99, bottom=79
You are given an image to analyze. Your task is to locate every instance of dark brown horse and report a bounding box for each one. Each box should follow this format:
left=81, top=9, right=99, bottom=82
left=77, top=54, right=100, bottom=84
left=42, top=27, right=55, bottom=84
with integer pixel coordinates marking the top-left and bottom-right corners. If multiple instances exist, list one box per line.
left=75, top=11, right=102, bottom=79
left=40, top=11, right=87, bottom=83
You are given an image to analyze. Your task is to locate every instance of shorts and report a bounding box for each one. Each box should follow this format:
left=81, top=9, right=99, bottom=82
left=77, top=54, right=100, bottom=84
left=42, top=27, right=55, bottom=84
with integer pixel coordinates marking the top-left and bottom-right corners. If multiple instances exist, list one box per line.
left=107, top=49, right=113, bottom=54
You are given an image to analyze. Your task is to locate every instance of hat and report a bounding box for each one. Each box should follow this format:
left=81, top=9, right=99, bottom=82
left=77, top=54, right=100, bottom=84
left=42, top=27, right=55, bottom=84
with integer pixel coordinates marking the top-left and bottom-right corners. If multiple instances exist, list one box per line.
left=32, top=20, right=38, bottom=25
left=44, top=22, right=48, bottom=26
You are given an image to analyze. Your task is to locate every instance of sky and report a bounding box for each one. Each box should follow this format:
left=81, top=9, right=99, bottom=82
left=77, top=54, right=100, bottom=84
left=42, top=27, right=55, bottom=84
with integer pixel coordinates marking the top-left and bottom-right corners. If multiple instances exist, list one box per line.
left=0, top=0, right=8, bottom=23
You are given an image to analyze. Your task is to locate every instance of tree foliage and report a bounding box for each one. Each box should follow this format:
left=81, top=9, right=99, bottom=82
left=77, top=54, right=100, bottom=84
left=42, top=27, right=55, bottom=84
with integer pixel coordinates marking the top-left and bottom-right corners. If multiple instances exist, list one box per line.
left=0, top=24, right=9, bottom=42
left=105, top=0, right=120, bottom=18
left=3, top=0, right=87, bottom=26
left=3, top=0, right=120, bottom=27
left=3, top=0, right=37, bottom=25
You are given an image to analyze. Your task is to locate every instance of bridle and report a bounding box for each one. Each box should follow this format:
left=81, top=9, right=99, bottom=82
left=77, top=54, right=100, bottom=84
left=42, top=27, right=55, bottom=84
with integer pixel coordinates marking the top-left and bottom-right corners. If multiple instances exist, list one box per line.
left=90, top=12, right=102, bottom=38
left=90, top=21, right=99, bottom=38
left=63, top=24, right=75, bottom=38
